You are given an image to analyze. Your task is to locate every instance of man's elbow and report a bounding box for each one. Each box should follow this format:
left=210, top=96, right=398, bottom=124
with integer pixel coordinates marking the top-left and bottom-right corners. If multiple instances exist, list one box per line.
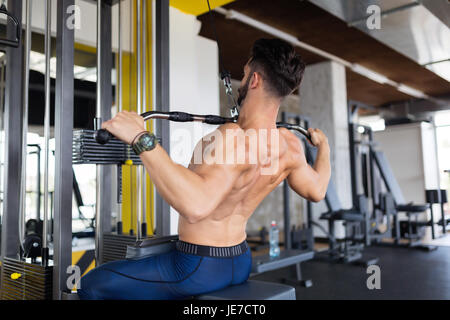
left=308, top=189, right=327, bottom=203
left=183, top=205, right=212, bottom=224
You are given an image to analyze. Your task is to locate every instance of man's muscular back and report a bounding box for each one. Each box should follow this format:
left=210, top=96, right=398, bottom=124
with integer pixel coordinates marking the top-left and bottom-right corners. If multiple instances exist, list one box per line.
left=103, top=38, right=330, bottom=248
left=179, top=123, right=311, bottom=246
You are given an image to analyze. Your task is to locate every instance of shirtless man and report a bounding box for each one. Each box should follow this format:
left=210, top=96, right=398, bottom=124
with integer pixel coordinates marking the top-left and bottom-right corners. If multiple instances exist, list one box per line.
left=78, top=38, right=331, bottom=300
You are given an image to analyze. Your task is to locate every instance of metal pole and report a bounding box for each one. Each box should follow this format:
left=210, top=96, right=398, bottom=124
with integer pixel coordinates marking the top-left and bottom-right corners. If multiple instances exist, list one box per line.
left=118, top=0, right=123, bottom=116
left=94, top=0, right=102, bottom=265
left=368, top=129, right=377, bottom=216
left=348, top=104, right=359, bottom=209
left=155, top=0, right=171, bottom=236
left=141, top=0, right=147, bottom=238
left=53, top=0, right=75, bottom=299
left=136, top=0, right=142, bottom=240
left=303, top=119, right=313, bottom=231
left=281, top=113, right=291, bottom=250
left=95, top=0, right=102, bottom=127
left=0, top=60, right=3, bottom=220
left=95, top=0, right=113, bottom=265
left=1, top=0, right=23, bottom=260
left=0, top=59, right=4, bottom=113
left=116, top=0, right=123, bottom=234
left=36, top=146, right=41, bottom=220
left=19, top=0, right=32, bottom=254
left=42, top=0, right=52, bottom=265
left=128, top=0, right=134, bottom=236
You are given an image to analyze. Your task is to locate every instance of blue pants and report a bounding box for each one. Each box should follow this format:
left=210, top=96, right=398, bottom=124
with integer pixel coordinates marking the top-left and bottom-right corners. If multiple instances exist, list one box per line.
left=78, top=241, right=252, bottom=300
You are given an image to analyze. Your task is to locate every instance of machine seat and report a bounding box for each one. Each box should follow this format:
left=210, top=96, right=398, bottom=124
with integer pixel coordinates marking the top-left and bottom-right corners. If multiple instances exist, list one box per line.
left=320, top=209, right=365, bottom=222
left=196, top=280, right=296, bottom=300
left=396, top=203, right=429, bottom=213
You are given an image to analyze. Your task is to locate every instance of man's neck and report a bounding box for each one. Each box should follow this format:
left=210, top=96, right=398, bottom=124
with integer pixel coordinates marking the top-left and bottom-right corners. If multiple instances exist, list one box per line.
left=237, top=96, right=280, bottom=129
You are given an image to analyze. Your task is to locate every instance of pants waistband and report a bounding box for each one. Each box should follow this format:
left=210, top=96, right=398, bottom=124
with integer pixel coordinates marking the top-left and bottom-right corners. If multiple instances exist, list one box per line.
left=176, top=240, right=249, bottom=257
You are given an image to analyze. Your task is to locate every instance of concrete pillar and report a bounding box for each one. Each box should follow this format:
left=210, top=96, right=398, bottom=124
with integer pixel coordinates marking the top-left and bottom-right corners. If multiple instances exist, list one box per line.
left=299, top=61, right=351, bottom=238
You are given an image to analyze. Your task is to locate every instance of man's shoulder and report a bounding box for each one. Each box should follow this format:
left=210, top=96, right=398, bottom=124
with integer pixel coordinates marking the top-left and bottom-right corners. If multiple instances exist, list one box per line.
left=217, top=122, right=242, bottom=133
left=278, top=127, right=305, bottom=167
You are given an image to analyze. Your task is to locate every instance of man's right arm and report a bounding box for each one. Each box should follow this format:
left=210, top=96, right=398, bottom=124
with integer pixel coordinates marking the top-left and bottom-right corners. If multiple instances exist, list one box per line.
left=287, top=128, right=331, bottom=202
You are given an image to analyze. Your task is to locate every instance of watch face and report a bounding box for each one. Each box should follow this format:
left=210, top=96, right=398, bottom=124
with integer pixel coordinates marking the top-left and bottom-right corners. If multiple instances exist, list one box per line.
left=140, top=133, right=156, bottom=150
left=133, top=133, right=156, bottom=155
left=142, top=134, right=153, bottom=146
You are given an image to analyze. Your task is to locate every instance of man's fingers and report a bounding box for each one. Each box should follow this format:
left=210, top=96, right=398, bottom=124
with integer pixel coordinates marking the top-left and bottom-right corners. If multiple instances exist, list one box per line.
left=308, top=128, right=317, bottom=138
left=101, top=120, right=111, bottom=129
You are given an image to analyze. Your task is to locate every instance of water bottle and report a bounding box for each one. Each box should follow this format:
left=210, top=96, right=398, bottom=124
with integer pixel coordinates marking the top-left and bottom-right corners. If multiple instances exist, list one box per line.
left=269, top=221, right=280, bottom=258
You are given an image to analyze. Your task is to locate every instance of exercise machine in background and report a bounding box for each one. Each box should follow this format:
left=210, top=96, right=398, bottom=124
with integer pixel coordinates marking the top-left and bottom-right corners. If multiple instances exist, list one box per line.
left=0, top=2, right=21, bottom=49
left=348, top=101, right=445, bottom=250
left=371, top=150, right=437, bottom=250
left=305, top=142, right=379, bottom=267
left=1, top=0, right=53, bottom=300
left=425, top=189, right=449, bottom=239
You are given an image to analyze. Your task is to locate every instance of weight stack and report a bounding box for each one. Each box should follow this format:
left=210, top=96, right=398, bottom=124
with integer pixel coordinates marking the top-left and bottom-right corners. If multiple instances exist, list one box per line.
left=102, top=233, right=151, bottom=263
left=0, top=258, right=52, bottom=300
left=73, top=130, right=143, bottom=165
left=72, top=130, right=160, bottom=165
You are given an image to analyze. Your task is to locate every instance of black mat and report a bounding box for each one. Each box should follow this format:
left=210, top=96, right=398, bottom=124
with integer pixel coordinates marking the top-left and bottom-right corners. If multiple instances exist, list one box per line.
left=249, top=246, right=450, bottom=300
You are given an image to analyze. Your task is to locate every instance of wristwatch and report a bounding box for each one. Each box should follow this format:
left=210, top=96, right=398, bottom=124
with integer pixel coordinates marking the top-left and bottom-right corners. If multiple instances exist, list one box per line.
left=132, top=132, right=158, bottom=155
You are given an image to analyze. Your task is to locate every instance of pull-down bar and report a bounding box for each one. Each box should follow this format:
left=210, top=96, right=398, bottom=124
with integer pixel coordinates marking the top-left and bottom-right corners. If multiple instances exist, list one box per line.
left=95, top=111, right=312, bottom=145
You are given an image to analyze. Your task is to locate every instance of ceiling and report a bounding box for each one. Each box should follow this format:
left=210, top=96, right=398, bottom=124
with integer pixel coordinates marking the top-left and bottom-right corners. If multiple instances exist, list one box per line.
left=197, top=0, right=450, bottom=110
left=309, top=0, right=450, bottom=82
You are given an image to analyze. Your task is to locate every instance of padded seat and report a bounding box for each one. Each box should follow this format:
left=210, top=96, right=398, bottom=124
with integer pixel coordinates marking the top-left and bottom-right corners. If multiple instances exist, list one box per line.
left=320, top=210, right=365, bottom=222
left=196, top=280, right=296, bottom=300
left=396, top=203, right=429, bottom=213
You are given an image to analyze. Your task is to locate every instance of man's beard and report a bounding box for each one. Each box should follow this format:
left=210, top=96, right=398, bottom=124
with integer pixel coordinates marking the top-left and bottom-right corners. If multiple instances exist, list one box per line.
left=237, top=75, right=252, bottom=107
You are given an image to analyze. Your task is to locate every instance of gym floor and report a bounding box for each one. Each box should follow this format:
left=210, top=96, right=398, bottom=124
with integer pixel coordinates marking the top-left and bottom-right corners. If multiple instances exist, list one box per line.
left=250, top=244, right=450, bottom=300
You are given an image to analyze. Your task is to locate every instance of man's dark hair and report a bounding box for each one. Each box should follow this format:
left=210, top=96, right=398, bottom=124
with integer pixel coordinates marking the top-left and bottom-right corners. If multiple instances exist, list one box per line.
left=248, top=38, right=305, bottom=98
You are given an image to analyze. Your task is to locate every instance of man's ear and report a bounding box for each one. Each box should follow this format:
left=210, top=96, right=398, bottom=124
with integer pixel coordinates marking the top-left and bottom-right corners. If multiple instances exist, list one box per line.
left=249, top=72, right=260, bottom=89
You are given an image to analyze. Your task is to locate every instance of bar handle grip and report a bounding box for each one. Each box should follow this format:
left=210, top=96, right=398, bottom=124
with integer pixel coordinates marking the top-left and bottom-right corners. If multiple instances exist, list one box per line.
left=167, top=111, right=194, bottom=122
left=95, top=129, right=113, bottom=145
left=204, top=115, right=231, bottom=125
